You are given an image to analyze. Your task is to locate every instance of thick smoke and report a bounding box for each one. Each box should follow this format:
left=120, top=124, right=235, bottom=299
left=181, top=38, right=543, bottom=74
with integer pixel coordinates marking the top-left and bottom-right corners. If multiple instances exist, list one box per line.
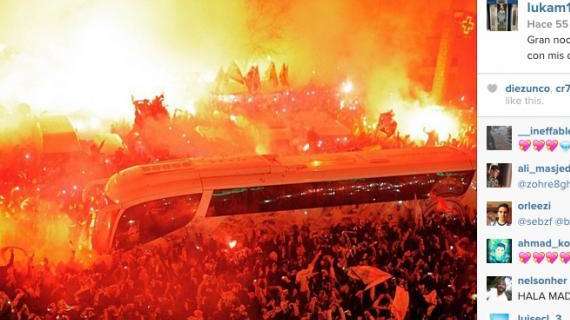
left=0, top=0, right=469, bottom=118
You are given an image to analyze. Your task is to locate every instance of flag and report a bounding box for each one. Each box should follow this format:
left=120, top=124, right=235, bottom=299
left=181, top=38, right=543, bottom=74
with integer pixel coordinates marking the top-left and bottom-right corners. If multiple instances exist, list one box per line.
left=213, top=67, right=227, bottom=93
left=296, top=251, right=321, bottom=293
left=266, top=62, right=278, bottom=88
left=347, top=266, right=392, bottom=290
left=376, top=110, right=397, bottom=137
left=390, top=286, right=409, bottom=320
left=245, top=66, right=261, bottom=93
left=429, top=192, right=450, bottom=212
left=279, top=63, right=289, bottom=87
left=227, top=61, right=245, bottom=85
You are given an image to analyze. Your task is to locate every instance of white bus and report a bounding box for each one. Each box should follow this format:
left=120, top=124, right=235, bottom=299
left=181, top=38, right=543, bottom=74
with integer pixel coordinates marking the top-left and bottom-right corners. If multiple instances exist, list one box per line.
left=89, top=147, right=475, bottom=253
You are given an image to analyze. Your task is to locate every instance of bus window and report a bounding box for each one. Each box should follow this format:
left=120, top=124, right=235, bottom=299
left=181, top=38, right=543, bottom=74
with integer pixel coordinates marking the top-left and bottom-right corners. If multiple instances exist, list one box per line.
left=206, top=170, right=473, bottom=216
left=431, top=171, right=475, bottom=197
left=114, top=194, right=201, bottom=250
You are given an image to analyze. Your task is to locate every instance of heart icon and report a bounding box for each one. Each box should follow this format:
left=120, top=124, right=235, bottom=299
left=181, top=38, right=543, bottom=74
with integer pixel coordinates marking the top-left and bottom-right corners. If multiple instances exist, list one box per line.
left=546, top=139, right=559, bottom=152
left=519, top=251, right=531, bottom=264
left=561, top=141, right=570, bottom=152
left=546, top=252, right=558, bottom=263
left=561, top=252, right=570, bottom=264
left=519, top=139, right=531, bottom=151
left=533, top=140, right=545, bottom=152
left=533, top=252, right=546, bottom=264
left=487, top=84, right=498, bottom=93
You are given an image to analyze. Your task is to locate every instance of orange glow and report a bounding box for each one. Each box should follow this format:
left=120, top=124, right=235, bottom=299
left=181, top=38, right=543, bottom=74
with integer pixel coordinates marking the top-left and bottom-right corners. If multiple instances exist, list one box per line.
left=310, top=160, right=322, bottom=168
left=340, top=79, right=354, bottom=94
left=364, top=88, right=464, bottom=144
left=397, top=104, right=461, bottom=143
left=0, top=208, right=93, bottom=265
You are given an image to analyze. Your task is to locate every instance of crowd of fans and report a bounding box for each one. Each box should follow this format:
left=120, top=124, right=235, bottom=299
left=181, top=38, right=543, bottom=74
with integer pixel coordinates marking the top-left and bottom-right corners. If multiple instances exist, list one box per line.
left=0, top=205, right=476, bottom=319
left=0, top=95, right=477, bottom=319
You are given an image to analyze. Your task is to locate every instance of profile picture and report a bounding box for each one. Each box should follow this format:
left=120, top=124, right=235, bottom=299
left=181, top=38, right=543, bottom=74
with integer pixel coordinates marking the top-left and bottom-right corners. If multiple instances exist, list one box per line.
left=487, top=202, right=512, bottom=226
left=487, top=163, right=512, bottom=188
left=487, top=0, right=518, bottom=31
left=486, top=276, right=512, bottom=302
left=490, top=314, right=509, bottom=320
left=487, top=239, right=512, bottom=264
left=487, top=126, right=512, bottom=150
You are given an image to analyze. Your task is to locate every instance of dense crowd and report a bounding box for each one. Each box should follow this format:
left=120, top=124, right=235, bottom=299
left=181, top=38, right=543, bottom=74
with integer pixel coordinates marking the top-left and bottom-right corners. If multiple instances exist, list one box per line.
left=0, top=206, right=476, bottom=319
left=0, top=96, right=477, bottom=319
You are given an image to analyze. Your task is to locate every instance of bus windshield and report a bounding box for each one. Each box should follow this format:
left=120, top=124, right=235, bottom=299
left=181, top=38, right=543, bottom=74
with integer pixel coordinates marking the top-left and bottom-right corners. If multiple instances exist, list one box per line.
left=113, top=193, right=202, bottom=250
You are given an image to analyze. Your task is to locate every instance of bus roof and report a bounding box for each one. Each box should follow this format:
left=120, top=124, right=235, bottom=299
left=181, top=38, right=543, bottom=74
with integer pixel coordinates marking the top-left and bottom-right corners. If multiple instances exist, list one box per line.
left=105, top=146, right=474, bottom=207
